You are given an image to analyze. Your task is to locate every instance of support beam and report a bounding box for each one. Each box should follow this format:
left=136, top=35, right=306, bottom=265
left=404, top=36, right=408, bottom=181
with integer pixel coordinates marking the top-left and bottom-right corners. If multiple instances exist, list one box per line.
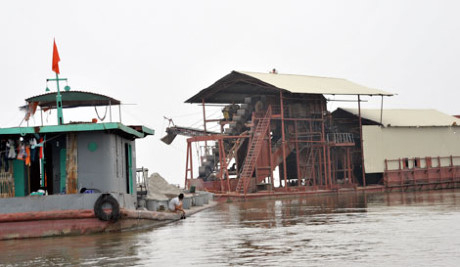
left=358, top=95, right=366, bottom=187
left=184, top=141, right=193, bottom=189
left=295, top=121, right=301, bottom=187
left=202, top=99, right=208, bottom=149
left=280, top=91, right=288, bottom=191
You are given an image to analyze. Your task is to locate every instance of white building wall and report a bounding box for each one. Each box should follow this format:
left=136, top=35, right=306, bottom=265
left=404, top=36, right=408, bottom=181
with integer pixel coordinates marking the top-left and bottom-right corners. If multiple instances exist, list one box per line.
left=363, top=126, right=460, bottom=173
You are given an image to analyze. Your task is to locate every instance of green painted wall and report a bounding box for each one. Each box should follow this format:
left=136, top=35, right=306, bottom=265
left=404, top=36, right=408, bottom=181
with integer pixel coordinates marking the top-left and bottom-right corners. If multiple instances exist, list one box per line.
left=13, top=160, right=26, bottom=197
left=60, top=148, right=67, bottom=193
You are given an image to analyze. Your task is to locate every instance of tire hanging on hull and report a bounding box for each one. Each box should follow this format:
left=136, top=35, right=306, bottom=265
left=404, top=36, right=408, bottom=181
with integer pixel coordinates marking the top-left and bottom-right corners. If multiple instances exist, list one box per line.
left=94, top=193, right=120, bottom=222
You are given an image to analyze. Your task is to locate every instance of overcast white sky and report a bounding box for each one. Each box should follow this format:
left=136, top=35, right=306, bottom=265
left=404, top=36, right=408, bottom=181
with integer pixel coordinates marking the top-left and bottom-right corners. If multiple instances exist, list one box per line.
left=2, top=1, right=460, bottom=186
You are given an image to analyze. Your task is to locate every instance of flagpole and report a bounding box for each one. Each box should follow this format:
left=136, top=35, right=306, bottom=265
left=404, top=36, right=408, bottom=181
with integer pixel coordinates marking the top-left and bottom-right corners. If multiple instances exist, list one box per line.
left=55, top=72, right=64, bottom=125
left=52, top=39, right=64, bottom=125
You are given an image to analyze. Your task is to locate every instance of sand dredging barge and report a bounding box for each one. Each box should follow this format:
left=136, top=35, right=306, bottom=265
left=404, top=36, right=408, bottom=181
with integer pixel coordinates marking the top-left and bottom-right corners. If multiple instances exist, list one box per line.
left=0, top=43, right=215, bottom=240
left=164, top=70, right=460, bottom=198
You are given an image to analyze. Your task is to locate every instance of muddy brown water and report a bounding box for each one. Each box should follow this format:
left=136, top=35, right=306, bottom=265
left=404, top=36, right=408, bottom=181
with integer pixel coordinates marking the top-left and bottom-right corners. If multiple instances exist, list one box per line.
left=1, top=189, right=459, bottom=266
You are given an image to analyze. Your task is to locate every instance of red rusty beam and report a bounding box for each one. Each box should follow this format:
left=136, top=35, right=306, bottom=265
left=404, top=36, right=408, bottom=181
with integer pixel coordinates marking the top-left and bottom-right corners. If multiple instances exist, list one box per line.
left=280, top=91, right=288, bottom=191
left=358, top=95, right=366, bottom=187
left=295, top=121, right=301, bottom=187
left=184, top=142, right=193, bottom=188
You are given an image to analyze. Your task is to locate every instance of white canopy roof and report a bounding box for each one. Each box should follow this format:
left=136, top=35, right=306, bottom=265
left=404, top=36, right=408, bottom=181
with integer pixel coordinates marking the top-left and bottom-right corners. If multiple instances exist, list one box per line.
left=239, top=71, right=393, bottom=96
left=339, top=108, right=460, bottom=127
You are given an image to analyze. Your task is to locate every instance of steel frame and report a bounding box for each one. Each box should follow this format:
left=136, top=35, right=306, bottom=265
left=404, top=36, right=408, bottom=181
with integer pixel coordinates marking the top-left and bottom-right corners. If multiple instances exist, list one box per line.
left=184, top=93, right=357, bottom=195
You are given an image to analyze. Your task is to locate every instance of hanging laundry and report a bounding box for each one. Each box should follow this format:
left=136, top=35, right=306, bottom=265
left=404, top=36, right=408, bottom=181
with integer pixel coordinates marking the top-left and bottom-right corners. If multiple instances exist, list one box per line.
left=7, top=140, right=16, bottom=159
left=25, top=146, right=31, bottom=166
left=39, top=137, right=44, bottom=159
left=30, top=138, right=38, bottom=163
left=17, top=144, right=26, bottom=161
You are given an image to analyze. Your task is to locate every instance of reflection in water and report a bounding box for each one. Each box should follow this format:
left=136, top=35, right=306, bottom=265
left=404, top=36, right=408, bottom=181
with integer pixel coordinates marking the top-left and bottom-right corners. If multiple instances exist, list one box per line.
left=1, top=190, right=459, bottom=267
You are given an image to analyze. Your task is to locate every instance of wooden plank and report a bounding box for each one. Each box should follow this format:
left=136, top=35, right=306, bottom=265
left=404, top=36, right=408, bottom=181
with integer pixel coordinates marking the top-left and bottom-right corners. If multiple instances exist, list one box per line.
left=66, top=134, right=78, bottom=194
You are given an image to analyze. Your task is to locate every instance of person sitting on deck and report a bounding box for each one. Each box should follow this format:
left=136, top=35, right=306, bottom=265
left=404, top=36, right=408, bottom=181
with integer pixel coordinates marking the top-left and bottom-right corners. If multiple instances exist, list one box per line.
left=169, top=193, right=186, bottom=219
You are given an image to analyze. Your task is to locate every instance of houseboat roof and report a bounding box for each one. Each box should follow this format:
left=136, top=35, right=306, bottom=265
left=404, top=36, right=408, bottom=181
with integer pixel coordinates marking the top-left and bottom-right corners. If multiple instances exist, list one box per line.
left=336, top=108, right=460, bottom=127
left=25, top=91, right=121, bottom=109
left=0, top=122, right=154, bottom=140
left=186, top=71, right=393, bottom=104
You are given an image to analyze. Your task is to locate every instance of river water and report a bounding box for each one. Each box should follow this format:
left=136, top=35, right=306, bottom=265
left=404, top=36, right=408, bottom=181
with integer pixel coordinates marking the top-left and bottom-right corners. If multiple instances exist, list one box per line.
left=1, top=189, right=459, bottom=267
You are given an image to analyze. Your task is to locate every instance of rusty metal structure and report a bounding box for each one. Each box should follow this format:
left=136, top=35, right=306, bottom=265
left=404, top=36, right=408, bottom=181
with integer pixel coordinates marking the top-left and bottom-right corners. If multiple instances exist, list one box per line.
left=181, top=71, right=460, bottom=195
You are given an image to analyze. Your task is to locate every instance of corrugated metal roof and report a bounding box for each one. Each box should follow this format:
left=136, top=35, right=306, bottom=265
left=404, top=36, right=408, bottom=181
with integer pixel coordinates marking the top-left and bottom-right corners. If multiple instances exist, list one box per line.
left=339, top=108, right=460, bottom=127
left=185, top=71, right=392, bottom=104
left=239, top=71, right=393, bottom=96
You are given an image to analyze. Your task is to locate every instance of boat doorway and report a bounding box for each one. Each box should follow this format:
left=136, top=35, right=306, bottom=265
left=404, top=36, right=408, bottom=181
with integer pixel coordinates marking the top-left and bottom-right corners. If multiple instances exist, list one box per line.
left=41, top=135, right=67, bottom=195
left=125, top=143, right=133, bottom=194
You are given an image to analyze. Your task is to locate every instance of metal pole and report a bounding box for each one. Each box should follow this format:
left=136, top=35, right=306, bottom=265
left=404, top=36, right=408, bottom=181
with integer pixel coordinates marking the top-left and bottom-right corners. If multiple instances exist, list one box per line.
left=347, top=148, right=352, bottom=184
left=321, top=104, right=328, bottom=187
left=380, top=95, right=384, bottom=125
left=343, top=150, right=346, bottom=183
left=280, top=91, right=288, bottom=191
left=184, top=141, right=189, bottom=189
left=55, top=73, right=64, bottom=125
left=310, top=118, right=316, bottom=187
left=312, top=149, right=317, bottom=187
left=320, top=147, right=327, bottom=186
left=294, top=121, right=301, bottom=187
left=109, top=100, right=112, bottom=122
left=327, top=146, right=332, bottom=188
left=218, top=139, right=224, bottom=192
left=220, top=139, right=231, bottom=192
left=358, top=95, right=366, bottom=187
left=202, top=99, right=208, bottom=149
left=268, top=121, right=274, bottom=192
left=119, top=105, right=122, bottom=123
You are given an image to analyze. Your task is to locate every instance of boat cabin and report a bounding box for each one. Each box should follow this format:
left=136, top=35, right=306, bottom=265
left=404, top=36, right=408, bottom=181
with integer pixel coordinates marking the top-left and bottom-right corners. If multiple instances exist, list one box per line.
left=0, top=91, right=154, bottom=198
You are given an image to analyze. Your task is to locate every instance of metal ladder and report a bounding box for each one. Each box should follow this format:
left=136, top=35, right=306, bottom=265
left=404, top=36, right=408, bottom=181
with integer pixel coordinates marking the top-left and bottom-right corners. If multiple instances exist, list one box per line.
left=236, top=106, right=272, bottom=194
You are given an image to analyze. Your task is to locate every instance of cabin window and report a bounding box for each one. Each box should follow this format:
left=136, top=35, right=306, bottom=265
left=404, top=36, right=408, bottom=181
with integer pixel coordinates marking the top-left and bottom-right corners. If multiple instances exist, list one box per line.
left=403, top=158, right=409, bottom=169
left=414, top=157, right=420, bottom=168
left=426, top=157, right=432, bottom=168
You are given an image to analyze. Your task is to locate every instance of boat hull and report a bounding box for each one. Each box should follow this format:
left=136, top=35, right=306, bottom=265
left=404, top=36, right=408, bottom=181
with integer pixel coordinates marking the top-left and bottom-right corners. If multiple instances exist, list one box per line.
left=0, top=202, right=217, bottom=240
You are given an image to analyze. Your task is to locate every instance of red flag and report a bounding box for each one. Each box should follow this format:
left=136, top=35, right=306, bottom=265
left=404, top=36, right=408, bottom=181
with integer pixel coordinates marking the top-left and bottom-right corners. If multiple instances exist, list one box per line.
left=52, top=40, right=60, bottom=74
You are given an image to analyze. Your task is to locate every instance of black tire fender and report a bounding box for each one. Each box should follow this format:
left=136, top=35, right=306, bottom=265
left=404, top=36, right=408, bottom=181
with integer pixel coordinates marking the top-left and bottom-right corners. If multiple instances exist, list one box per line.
left=94, top=193, right=120, bottom=222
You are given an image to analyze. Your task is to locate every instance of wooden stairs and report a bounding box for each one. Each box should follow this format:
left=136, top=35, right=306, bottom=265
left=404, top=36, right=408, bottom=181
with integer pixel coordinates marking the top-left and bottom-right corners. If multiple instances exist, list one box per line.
left=235, top=106, right=272, bottom=194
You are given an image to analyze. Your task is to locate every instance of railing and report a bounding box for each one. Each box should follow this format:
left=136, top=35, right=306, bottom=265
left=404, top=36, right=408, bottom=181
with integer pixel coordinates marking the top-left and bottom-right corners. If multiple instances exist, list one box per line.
left=0, top=172, right=14, bottom=198
left=136, top=167, right=149, bottom=193
left=326, top=133, right=354, bottom=144
left=385, top=156, right=460, bottom=170
left=384, top=156, right=460, bottom=187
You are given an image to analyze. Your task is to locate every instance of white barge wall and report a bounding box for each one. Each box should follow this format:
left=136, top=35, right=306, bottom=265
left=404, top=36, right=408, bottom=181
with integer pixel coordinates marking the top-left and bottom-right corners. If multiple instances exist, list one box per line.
left=363, top=125, right=460, bottom=173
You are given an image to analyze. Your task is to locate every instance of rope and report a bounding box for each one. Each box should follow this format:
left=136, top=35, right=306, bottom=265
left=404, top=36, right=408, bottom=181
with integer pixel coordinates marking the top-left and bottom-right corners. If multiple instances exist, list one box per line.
left=94, top=106, right=108, bottom=121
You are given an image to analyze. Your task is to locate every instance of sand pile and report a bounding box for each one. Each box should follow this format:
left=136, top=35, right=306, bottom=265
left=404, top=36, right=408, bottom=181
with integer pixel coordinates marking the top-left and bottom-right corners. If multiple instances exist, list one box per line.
left=146, top=173, right=181, bottom=201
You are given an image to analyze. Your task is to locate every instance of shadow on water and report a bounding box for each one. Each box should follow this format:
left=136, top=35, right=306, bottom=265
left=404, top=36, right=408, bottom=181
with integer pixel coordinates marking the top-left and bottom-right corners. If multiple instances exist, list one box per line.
left=0, top=230, right=145, bottom=266
left=1, top=189, right=460, bottom=266
left=231, top=193, right=369, bottom=228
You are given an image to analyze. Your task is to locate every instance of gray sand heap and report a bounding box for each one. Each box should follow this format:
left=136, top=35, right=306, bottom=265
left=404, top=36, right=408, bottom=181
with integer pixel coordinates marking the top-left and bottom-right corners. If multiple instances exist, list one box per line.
left=146, top=173, right=181, bottom=201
